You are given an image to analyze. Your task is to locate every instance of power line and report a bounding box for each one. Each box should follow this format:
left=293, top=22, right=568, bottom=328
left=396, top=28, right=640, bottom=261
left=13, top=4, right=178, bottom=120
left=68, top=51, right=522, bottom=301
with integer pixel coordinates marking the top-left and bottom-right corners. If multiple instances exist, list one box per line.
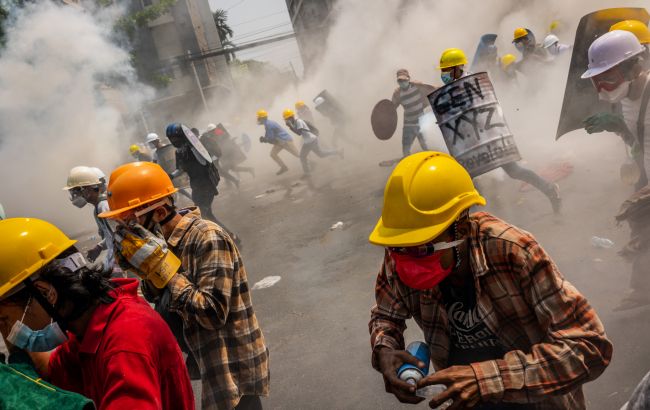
left=233, top=23, right=293, bottom=41
left=231, top=10, right=288, bottom=27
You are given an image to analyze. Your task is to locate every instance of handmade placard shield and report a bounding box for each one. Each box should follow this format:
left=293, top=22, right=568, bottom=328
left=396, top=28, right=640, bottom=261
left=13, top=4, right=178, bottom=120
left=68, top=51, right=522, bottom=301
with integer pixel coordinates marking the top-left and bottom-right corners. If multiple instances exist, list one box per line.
left=428, top=72, right=521, bottom=177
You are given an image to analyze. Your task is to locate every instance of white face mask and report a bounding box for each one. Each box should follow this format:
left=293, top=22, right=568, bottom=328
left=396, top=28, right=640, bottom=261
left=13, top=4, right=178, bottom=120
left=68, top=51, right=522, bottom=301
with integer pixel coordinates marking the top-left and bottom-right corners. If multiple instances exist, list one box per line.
left=598, top=81, right=631, bottom=103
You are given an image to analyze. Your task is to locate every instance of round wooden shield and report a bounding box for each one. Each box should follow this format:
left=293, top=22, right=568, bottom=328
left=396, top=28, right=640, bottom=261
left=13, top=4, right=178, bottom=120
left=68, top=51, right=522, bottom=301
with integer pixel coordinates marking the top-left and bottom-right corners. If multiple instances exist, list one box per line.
left=371, top=99, right=398, bottom=140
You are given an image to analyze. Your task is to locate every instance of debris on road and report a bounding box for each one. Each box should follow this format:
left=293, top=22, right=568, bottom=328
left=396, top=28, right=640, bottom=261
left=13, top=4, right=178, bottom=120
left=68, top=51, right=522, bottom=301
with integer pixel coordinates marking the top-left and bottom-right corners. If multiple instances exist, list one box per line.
left=252, top=276, right=282, bottom=290
left=330, top=221, right=344, bottom=230
left=591, top=236, right=614, bottom=249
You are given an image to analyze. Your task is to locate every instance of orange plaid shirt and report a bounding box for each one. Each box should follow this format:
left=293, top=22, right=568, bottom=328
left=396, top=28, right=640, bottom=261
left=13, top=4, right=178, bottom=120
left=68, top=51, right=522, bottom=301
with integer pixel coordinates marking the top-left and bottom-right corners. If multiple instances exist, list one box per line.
left=369, top=212, right=612, bottom=409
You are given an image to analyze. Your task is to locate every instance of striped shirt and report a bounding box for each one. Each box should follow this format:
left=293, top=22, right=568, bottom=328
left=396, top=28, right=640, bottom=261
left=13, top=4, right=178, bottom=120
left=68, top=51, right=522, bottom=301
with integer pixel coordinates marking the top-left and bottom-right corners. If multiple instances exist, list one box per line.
left=145, top=207, right=269, bottom=410
left=398, top=84, right=426, bottom=126
left=369, top=212, right=612, bottom=409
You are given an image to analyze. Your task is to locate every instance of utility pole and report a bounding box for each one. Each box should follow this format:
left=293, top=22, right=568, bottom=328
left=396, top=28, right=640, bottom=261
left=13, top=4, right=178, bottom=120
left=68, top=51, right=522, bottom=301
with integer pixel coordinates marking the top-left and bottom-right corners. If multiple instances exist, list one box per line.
left=187, top=49, right=210, bottom=112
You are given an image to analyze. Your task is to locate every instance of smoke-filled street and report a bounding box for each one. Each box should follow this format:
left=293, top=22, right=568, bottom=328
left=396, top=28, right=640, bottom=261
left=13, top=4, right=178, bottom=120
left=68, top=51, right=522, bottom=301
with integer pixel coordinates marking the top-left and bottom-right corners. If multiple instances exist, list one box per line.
left=2, top=0, right=650, bottom=409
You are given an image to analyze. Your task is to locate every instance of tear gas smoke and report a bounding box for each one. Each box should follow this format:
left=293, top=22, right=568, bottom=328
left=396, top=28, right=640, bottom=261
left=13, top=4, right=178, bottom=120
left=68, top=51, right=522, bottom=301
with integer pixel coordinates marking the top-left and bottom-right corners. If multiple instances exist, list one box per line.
left=0, top=2, right=151, bottom=234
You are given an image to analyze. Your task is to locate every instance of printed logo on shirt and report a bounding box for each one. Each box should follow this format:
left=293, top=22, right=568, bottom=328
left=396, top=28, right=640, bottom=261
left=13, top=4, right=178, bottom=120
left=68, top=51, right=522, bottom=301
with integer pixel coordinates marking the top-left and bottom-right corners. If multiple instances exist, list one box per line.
left=447, top=301, right=501, bottom=350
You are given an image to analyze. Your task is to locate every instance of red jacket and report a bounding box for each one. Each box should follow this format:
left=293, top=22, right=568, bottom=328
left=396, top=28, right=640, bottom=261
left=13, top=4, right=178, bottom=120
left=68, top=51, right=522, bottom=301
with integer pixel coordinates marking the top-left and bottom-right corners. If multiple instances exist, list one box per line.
left=49, top=278, right=194, bottom=410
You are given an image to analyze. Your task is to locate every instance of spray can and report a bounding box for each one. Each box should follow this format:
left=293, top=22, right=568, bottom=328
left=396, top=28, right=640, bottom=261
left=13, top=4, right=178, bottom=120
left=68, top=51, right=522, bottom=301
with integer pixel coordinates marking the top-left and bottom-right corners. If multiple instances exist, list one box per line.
left=397, top=341, right=430, bottom=385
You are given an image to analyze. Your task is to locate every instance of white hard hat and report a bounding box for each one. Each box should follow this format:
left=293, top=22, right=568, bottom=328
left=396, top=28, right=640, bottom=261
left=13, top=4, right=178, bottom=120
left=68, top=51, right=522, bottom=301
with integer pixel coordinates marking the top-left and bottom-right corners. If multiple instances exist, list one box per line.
left=314, top=96, right=325, bottom=107
left=63, top=166, right=101, bottom=190
left=582, top=30, right=645, bottom=79
left=146, top=132, right=160, bottom=144
left=90, top=167, right=106, bottom=182
left=543, top=34, right=559, bottom=49
left=206, top=123, right=217, bottom=132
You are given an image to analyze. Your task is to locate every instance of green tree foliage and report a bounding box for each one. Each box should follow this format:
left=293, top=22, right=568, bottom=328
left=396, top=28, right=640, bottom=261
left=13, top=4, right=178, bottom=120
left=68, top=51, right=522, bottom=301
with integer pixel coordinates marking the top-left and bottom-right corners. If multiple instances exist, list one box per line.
left=213, top=8, right=235, bottom=63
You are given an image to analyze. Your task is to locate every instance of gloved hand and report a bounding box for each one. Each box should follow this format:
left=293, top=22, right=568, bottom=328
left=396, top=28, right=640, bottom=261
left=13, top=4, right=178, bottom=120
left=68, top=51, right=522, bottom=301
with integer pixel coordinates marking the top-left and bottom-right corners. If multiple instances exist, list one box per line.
left=583, top=112, right=626, bottom=134
left=259, top=136, right=270, bottom=144
left=114, top=223, right=181, bottom=288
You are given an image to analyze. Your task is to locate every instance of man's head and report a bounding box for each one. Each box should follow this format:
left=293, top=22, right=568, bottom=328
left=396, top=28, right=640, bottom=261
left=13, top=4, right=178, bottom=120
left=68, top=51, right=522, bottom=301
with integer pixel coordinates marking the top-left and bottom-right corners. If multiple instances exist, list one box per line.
left=396, top=68, right=411, bottom=90
left=500, top=53, right=517, bottom=75
left=129, top=144, right=141, bottom=159
left=99, top=162, right=179, bottom=232
left=582, top=30, right=646, bottom=103
left=64, top=166, right=104, bottom=207
left=282, top=108, right=296, bottom=127
left=257, top=109, right=268, bottom=125
left=438, top=48, right=467, bottom=84
left=0, top=218, right=113, bottom=351
left=542, top=34, right=561, bottom=56
left=512, top=27, right=535, bottom=55
left=146, top=133, right=161, bottom=150
left=165, top=123, right=188, bottom=148
left=369, top=152, right=485, bottom=289
left=295, top=101, right=306, bottom=111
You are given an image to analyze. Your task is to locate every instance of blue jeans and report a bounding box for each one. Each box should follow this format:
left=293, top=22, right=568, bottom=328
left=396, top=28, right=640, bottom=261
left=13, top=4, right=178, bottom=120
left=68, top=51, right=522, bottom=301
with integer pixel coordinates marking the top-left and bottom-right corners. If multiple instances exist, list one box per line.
left=402, top=126, right=428, bottom=156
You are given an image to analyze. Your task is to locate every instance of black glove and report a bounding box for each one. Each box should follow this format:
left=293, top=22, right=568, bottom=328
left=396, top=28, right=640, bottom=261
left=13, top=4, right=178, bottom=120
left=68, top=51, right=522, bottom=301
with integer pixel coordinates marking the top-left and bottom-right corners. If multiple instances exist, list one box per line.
left=260, top=136, right=269, bottom=144
left=583, top=112, right=626, bottom=134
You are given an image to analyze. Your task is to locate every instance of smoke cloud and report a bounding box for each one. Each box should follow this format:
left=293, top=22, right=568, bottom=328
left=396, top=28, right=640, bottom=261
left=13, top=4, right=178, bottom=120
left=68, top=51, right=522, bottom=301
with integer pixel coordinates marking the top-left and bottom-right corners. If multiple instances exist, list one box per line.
left=0, top=2, right=151, bottom=233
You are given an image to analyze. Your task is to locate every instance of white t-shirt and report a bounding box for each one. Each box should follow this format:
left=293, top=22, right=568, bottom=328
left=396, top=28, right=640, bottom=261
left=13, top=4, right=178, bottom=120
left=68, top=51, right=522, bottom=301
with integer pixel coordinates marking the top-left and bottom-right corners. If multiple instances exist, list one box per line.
left=295, top=119, right=317, bottom=144
left=621, top=73, right=650, bottom=177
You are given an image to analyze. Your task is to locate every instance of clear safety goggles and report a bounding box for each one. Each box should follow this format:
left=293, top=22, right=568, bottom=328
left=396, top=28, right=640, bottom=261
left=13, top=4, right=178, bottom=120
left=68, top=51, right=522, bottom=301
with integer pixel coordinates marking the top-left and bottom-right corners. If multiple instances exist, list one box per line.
left=388, top=239, right=465, bottom=257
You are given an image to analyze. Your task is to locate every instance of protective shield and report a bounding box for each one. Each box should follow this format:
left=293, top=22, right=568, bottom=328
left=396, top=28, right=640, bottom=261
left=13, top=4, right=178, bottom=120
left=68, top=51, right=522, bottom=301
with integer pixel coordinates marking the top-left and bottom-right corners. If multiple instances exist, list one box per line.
left=428, top=72, right=521, bottom=177
left=556, top=7, right=649, bottom=140
left=313, top=89, right=346, bottom=123
left=155, top=144, right=177, bottom=174
left=371, top=99, right=398, bottom=140
left=470, top=34, right=498, bottom=73
left=181, top=124, right=212, bottom=164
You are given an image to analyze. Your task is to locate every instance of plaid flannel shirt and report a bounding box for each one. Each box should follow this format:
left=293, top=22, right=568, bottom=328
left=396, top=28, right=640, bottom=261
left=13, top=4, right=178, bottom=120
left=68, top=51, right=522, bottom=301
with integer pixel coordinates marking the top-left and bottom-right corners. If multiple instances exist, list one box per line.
left=369, top=212, right=612, bottom=409
left=146, top=208, right=269, bottom=410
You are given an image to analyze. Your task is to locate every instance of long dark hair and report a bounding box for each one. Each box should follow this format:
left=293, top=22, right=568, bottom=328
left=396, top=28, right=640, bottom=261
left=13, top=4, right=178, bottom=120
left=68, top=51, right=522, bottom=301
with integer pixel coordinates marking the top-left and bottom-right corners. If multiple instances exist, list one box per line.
left=38, top=246, right=115, bottom=322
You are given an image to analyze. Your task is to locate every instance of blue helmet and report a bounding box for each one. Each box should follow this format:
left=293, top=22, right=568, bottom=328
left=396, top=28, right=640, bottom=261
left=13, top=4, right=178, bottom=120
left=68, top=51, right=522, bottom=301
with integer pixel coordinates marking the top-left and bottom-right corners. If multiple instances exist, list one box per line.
left=165, top=123, right=186, bottom=148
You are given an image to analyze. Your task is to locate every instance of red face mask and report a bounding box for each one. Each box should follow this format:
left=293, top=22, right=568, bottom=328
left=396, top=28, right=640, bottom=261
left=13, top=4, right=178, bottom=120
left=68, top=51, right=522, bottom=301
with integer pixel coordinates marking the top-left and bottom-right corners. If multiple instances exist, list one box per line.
left=389, top=239, right=463, bottom=290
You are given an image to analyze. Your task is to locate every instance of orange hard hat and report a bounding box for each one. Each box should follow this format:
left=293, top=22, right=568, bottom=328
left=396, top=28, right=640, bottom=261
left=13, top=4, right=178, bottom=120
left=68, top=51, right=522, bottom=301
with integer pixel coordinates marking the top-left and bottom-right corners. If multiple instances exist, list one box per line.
left=99, top=162, right=178, bottom=219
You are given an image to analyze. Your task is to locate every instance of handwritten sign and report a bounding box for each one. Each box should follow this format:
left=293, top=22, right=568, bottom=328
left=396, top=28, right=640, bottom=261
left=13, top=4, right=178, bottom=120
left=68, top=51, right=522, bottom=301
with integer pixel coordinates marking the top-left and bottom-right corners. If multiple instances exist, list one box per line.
left=428, top=72, right=520, bottom=177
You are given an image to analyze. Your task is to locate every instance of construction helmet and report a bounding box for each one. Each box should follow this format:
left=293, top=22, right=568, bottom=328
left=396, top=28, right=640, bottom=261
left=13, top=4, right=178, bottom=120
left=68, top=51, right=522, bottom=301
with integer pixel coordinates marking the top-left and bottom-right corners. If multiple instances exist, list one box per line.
left=582, top=30, right=645, bottom=79
left=501, top=54, right=517, bottom=69
left=513, top=27, right=529, bottom=41
left=206, top=123, right=217, bottom=132
left=282, top=109, right=295, bottom=120
left=610, top=20, right=650, bottom=45
left=295, top=101, right=306, bottom=109
left=369, top=152, right=486, bottom=247
left=129, top=144, right=140, bottom=154
left=146, top=133, right=160, bottom=144
left=438, top=48, right=468, bottom=70
left=98, top=162, right=178, bottom=219
left=542, top=34, right=560, bottom=49
left=256, top=110, right=268, bottom=119
left=0, top=218, right=77, bottom=298
left=63, top=166, right=102, bottom=190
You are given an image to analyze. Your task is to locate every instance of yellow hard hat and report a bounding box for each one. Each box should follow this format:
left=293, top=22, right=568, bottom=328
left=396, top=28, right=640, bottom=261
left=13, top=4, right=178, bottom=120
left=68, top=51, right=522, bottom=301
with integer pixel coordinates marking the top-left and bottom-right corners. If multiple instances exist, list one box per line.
left=438, top=48, right=468, bottom=70
left=295, top=101, right=306, bottom=109
left=129, top=144, right=140, bottom=154
left=0, top=218, right=77, bottom=298
left=369, top=152, right=486, bottom=247
left=282, top=108, right=295, bottom=120
left=501, top=54, right=517, bottom=69
left=256, top=109, right=268, bottom=119
left=610, top=20, right=650, bottom=44
left=513, top=27, right=529, bottom=41
left=549, top=20, right=560, bottom=33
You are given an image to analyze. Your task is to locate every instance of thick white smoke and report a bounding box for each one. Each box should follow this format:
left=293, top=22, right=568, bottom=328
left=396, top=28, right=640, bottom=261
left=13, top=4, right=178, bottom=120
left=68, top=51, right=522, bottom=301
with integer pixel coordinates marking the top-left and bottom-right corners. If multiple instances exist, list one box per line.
left=0, top=2, right=151, bottom=233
